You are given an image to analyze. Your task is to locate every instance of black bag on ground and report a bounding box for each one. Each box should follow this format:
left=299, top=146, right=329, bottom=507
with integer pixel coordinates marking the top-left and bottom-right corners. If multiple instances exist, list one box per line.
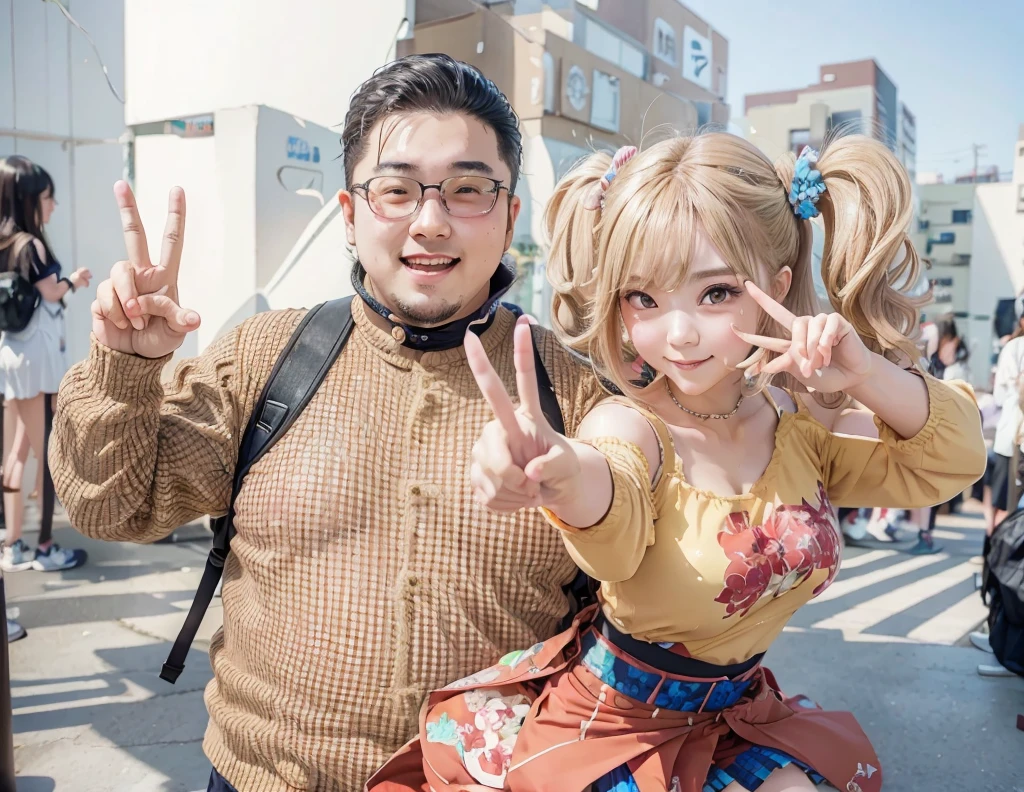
left=982, top=508, right=1024, bottom=677
left=0, top=270, right=39, bottom=333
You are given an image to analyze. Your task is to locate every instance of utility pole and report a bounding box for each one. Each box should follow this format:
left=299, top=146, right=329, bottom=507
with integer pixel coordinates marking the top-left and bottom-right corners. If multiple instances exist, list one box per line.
left=973, top=143, right=988, bottom=183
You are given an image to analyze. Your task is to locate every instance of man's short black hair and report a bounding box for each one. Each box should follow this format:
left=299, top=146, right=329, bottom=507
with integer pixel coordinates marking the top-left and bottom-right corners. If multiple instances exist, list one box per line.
left=342, top=53, right=522, bottom=193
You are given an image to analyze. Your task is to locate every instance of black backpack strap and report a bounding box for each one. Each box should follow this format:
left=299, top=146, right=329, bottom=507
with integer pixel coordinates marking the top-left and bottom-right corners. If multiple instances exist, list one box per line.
left=526, top=325, right=600, bottom=631
left=161, top=297, right=355, bottom=683
left=529, top=326, right=564, bottom=436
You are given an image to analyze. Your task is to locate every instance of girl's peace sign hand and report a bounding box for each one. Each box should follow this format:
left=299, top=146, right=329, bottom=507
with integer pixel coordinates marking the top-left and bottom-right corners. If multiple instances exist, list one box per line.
left=732, top=281, right=874, bottom=393
left=92, top=181, right=201, bottom=359
left=466, top=317, right=582, bottom=512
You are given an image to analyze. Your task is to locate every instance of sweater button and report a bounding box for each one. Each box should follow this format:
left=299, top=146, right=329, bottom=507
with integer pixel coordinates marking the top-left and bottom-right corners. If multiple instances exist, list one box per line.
left=391, top=326, right=406, bottom=343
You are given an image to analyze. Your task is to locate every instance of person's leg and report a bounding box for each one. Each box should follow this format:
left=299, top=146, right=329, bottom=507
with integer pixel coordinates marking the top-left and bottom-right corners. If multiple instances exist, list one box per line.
left=990, top=453, right=1011, bottom=536
left=983, top=484, right=995, bottom=531
left=982, top=448, right=999, bottom=531
left=37, top=394, right=55, bottom=548
left=907, top=504, right=942, bottom=554
left=31, top=392, right=85, bottom=571
left=1, top=397, right=36, bottom=571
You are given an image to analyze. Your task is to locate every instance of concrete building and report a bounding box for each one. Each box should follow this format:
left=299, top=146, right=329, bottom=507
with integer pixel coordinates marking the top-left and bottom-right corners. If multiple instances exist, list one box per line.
left=911, top=183, right=977, bottom=323
left=743, top=59, right=914, bottom=177
left=909, top=128, right=1024, bottom=390
left=402, top=0, right=729, bottom=321
left=964, top=125, right=1024, bottom=389
left=897, top=102, right=917, bottom=186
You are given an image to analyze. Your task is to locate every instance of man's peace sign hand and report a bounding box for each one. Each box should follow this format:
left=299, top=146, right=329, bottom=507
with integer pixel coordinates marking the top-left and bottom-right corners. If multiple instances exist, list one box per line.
left=466, top=317, right=582, bottom=512
left=732, top=281, right=874, bottom=393
left=92, top=181, right=201, bottom=358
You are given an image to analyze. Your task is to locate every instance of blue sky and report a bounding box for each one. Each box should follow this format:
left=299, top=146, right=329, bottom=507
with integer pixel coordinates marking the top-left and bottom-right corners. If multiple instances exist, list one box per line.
left=683, top=0, right=1023, bottom=178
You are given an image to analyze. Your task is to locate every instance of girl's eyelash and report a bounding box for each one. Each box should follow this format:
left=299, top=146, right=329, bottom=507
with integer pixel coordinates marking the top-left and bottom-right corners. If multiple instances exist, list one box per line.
left=702, top=283, right=743, bottom=300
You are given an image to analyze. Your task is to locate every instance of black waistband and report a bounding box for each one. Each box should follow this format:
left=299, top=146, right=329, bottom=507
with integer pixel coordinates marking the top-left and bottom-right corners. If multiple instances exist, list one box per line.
left=595, top=614, right=763, bottom=679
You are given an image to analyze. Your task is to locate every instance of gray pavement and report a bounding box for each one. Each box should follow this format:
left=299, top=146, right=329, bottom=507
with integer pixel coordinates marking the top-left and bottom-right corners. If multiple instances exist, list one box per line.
left=5, top=503, right=1024, bottom=791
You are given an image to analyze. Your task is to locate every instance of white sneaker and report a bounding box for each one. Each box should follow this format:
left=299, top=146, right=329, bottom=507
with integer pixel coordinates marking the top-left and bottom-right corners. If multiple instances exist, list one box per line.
left=970, top=631, right=993, bottom=653
left=977, top=663, right=1016, bottom=677
left=6, top=618, right=26, bottom=642
left=1, top=539, right=34, bottom=572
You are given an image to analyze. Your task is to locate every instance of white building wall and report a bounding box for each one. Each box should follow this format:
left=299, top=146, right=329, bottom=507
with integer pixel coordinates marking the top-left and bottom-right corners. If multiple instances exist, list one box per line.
left=132, top=106, right=348, bottom=357
left=124, top=0, right=414, bottom=130
left=1, top=0, right=127, bottom=368
left=967, top=183, right=1017, bottom=388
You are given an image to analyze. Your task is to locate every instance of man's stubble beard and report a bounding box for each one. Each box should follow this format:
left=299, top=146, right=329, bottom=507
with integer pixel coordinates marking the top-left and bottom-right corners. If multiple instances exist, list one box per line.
left=390, top=293, right=462, bottom=327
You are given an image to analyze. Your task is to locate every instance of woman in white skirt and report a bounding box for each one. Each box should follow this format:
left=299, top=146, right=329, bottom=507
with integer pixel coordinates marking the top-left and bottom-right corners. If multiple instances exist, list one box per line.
left=0, top=155, right=91, bottom=572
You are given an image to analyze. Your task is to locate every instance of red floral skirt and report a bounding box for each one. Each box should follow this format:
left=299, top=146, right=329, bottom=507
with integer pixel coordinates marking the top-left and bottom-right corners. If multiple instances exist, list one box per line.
left=366, top=607, right=881, bottom=792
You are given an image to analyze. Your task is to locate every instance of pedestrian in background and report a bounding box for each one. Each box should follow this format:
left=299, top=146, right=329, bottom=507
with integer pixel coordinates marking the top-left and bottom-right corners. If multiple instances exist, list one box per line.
left=0, top=155, right=91, bottom=574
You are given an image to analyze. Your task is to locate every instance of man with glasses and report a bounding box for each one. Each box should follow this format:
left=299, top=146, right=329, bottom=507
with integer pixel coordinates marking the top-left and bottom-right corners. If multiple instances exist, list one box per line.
left=49, top=54, right=603, bottom=791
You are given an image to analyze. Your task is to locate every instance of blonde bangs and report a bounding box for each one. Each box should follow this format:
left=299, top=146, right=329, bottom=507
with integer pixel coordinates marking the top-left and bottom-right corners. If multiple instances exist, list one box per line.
left=596, top=172, right=698, bottom=299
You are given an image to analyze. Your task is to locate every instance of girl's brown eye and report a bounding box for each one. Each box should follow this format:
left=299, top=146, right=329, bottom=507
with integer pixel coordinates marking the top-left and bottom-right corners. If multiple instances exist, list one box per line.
left=625, top=291, right=657, bottom=310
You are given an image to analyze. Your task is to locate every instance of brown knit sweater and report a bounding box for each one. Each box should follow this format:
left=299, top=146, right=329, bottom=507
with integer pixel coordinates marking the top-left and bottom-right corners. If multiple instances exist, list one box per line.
left=49, top=300, right=604, bottom=791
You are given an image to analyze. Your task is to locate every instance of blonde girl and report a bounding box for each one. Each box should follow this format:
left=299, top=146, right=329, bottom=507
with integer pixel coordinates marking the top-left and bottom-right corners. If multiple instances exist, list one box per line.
left=367, top=132, right=986, bottom=792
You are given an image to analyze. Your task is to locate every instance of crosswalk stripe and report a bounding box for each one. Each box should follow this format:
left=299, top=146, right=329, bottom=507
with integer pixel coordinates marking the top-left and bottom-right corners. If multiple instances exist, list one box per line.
left=812, top=553, right=948, bottom=603
left=907, top=589, right=988, bottom=645
left=839, top=549, right=898, bottom=570
left=811, top=561, right=978, bottom=634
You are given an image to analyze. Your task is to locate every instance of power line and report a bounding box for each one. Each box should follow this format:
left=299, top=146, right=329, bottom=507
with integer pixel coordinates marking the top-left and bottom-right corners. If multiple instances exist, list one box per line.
left=44, top=0, right=125, bottom=104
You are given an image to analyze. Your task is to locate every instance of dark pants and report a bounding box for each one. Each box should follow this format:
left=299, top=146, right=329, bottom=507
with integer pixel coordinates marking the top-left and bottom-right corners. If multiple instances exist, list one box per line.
left=207, top=768, right=239, bottom=792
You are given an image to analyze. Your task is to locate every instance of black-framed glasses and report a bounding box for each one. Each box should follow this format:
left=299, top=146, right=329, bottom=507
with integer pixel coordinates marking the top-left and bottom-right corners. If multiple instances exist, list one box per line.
left=351, top=175, right=509, bottom=219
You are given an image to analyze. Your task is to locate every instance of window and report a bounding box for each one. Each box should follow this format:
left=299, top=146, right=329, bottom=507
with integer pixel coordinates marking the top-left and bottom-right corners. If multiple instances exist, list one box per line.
left=937, top=232, right=956, bottom=244
left=1018, top=184, right=1024, bottom=213
left=917, top=219, right=930, bottom=231
left=654, top=18, right=676, bottom=65
left=951, top=209, right=972, bottom=224
left=789, top=129, right=810, bottom=156
left=829, top=109, right=862, bottom=137
left=543, top=52, right=556, bottom=113
left=620, top=42, right=645, bottom=78
left=591, top=70, right=620, bottom=132
left=584, top=18, right=645, bottom=78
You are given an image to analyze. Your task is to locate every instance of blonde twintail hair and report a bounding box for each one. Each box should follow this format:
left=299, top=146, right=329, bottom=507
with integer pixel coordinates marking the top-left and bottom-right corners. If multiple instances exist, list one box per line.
left=544, top=132, right=926, bottom=397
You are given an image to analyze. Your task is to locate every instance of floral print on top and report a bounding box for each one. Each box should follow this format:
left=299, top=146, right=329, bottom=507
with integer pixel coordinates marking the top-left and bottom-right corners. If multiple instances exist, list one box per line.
left=714, top=482, right=841, bottom=618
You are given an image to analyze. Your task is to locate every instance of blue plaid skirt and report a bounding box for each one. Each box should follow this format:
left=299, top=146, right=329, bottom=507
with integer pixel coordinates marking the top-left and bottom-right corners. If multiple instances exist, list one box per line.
left=579, top=630, right=825, bottom=792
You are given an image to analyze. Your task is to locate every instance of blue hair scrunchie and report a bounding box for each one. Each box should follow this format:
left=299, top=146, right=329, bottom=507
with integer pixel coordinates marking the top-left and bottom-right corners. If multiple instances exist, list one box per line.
left=788, top=145, right=826, bottom=220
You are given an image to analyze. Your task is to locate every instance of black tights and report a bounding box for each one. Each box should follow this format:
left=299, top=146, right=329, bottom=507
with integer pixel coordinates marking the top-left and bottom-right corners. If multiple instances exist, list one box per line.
left=39, top=395, right=55, bottom=545
left=0, top=396, right=56, bottom=545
